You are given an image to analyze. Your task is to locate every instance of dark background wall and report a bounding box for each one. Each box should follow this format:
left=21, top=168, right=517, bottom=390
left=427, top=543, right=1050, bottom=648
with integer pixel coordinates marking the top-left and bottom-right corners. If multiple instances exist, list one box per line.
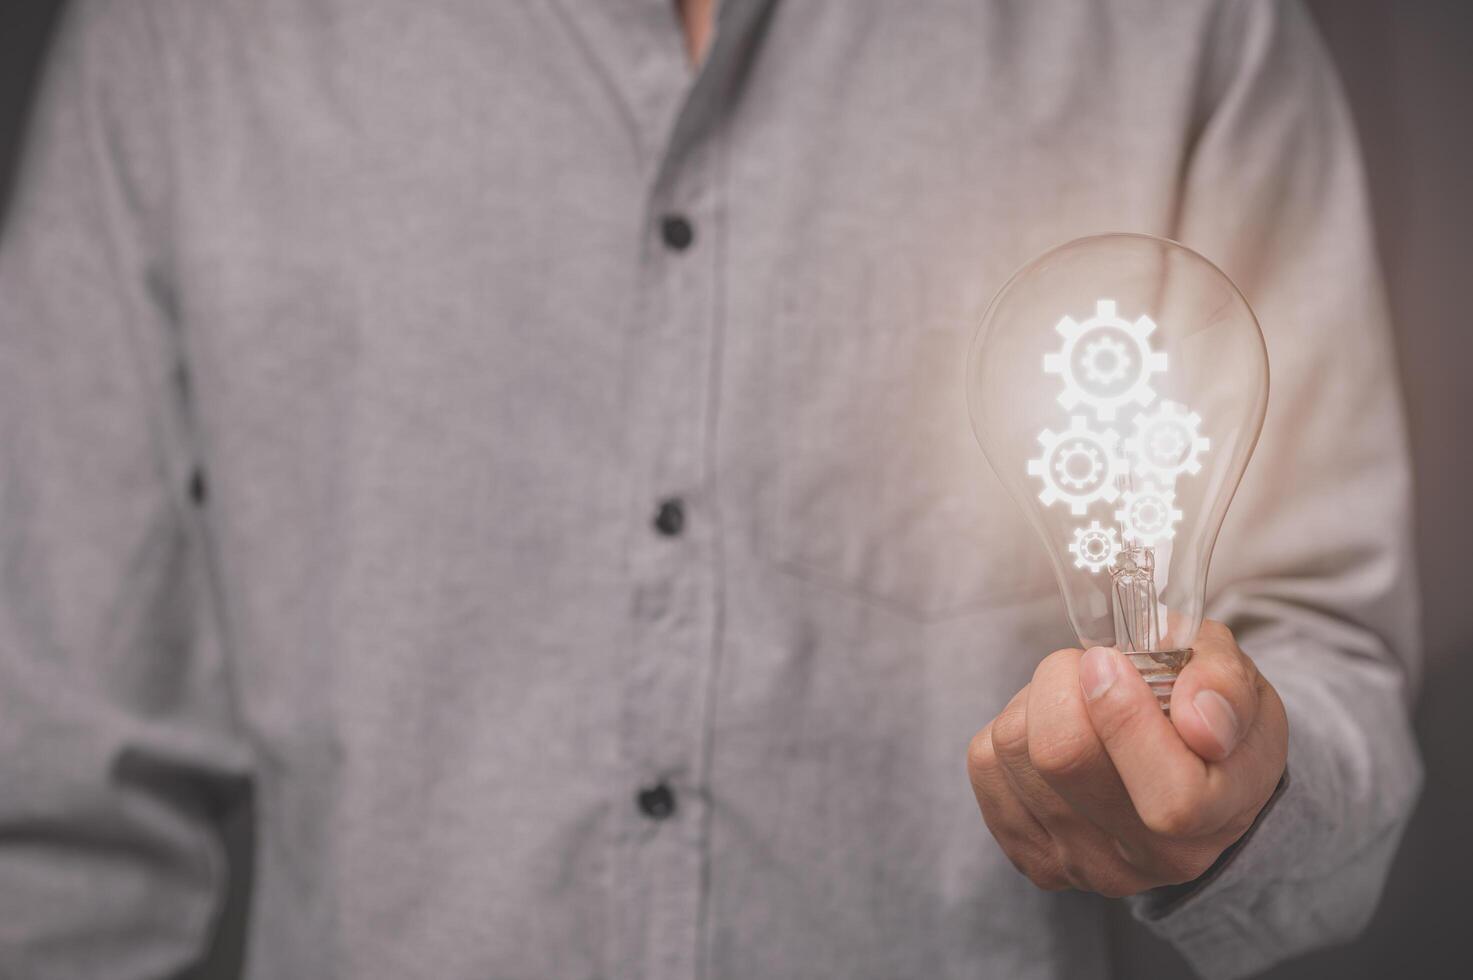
left=1, top=2, right=1468, bottom=978
left=1124, top=2, right=1473, bottom=976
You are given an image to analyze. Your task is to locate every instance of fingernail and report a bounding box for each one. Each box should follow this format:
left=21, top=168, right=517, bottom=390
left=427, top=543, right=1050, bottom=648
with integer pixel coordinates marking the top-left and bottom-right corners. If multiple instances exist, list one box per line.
left=1193, top=689, right=1241, bottom=756
left=1080, top=646, right=1117, bottom=701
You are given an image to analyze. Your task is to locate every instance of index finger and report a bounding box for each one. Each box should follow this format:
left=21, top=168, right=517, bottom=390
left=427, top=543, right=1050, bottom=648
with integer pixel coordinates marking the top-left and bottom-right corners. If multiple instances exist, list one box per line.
left=1026, top=648, right=1141, bottom=841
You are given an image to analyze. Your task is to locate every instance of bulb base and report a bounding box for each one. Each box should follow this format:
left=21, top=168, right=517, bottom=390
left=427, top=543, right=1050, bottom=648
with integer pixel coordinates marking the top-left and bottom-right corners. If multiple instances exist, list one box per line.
left=1124, top=648, right=1193, bottom=712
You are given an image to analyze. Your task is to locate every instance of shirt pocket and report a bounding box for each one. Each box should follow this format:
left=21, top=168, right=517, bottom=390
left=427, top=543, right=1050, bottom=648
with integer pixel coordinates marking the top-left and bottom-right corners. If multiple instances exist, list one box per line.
left=750, top=307, right=1056, bottom=621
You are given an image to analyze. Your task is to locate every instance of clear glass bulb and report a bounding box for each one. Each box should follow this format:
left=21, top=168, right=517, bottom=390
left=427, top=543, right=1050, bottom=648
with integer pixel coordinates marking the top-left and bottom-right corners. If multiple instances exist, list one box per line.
left=967, top=234, right=1269, bottom=707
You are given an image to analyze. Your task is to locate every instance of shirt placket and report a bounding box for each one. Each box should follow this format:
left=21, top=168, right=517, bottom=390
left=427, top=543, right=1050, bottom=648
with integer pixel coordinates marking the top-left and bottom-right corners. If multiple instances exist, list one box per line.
left=573, top=3, right=772, bottom=976
left=594, top=24, right=719, bottom=980
left=616, top=132, right=723, bottom=980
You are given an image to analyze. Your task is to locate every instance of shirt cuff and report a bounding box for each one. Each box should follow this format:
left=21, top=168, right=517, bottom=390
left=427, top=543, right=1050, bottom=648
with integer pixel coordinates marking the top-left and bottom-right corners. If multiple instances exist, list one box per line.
left=1133, top=767, right=1291, bottom=919
left=1125, top=768, right=1296, bottom=980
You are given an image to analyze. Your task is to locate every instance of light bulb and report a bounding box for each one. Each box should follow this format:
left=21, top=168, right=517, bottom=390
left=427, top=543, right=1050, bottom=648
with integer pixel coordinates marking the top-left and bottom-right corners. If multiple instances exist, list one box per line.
left=967, top=234, right=1268, bottom=708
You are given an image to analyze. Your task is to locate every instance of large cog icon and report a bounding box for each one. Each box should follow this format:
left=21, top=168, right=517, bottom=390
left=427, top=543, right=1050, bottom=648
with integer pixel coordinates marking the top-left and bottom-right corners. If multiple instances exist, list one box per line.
left=1115, top=483, right=1183, bottom=545
left=1027, top=416, right=1124, bottom=515
left=1125, top=401, right=1210, bottom=481
left=1069, top=521, right=1120, bottom=573
left=1044, top=299, right=1168, bottom=420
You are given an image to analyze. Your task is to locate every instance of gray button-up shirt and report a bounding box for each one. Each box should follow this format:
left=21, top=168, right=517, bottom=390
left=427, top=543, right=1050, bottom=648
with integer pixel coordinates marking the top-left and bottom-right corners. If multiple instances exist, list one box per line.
left=0, top=2, right=1421, bottom=979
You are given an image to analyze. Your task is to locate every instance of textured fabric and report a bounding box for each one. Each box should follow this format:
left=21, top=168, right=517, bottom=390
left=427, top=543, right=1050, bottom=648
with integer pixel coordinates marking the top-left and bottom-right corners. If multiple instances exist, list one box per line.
left=0, top=1, right=1421, bottom=978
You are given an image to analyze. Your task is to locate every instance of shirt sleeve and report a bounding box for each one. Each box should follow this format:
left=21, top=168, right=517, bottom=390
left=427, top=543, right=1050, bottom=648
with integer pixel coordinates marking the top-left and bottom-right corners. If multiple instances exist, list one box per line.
left=1127, top=2, right=1423, bottom=977
left=0, top=2, right=252, bottom=977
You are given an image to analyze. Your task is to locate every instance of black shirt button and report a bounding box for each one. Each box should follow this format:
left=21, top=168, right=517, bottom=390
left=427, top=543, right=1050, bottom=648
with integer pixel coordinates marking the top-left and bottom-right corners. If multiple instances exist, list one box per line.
left=188, top=468, right=207, bottom=506
left=637, top=782, right=677, bottom=820
left=653, top=498, right=685, bottom=537
left=660, top=214, right=694, bottom=251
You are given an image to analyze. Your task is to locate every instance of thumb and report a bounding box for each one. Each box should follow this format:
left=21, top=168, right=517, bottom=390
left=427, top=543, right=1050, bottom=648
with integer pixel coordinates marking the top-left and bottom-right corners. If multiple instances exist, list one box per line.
left=1168, top=621, right=1262, bottom=763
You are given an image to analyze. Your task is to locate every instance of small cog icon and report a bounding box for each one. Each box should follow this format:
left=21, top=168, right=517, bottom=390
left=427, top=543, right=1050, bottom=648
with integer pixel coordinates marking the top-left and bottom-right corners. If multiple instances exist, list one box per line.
left=1044, top=299, right=1169, bottom=421
left=1115, top=483, right=1183, bottom=545
left=1069, top=521, right=1120, bottom=573
left=1028, top=416, right=1124, bottom=515
left=1125, top=401, right=1210, bottom=481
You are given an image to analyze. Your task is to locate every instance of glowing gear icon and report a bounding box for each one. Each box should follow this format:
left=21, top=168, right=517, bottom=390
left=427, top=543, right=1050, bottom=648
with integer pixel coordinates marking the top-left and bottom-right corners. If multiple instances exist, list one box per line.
left=1044, top=299, right=1169, bottom=421
left=1115, top=483, right=1183, bottom=545
left=1126, top=401, right=1210, bottom=481
left=1028, top=416, right=1124, bottom=515
left=1069, top=521, right=1121, bottom=573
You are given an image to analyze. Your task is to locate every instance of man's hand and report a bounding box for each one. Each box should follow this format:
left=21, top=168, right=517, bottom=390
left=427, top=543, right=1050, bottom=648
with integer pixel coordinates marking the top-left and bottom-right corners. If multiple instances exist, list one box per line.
left=966, top=620, right=1288, bottom=897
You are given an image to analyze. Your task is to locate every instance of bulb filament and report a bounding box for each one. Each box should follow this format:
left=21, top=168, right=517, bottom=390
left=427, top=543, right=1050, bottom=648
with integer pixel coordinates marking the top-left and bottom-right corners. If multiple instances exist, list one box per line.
left=1109, top=544, right=1160, bottom=653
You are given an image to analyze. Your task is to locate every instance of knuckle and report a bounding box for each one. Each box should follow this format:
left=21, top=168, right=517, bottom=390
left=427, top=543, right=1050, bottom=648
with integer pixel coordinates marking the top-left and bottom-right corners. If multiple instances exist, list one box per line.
left=1057, top=853, right=1091, bottom=892
left=998, top=840, right=1067, bottom=892
left=1195, top=623, right=1257, bottom=684
left=1028, top=727, right=1097, bottom=781
left=1139, top=791, right=1207, bottom=840
left=1222, top=654, right=1258, bottom=695
left=1034, top=647, right=1083, bottom=682
left=966, top=729, right=997, bottom=779
left=1199, top=620, right=1240, bottom=652
left=1022, top=862, right=1070, bottom=892
left=1091, top=870, right=1145, bottom=899
left=990, top=706, right=1030, bottom=762
left=1055, top=844, right=1137, bottom=896
left=1200, top=619, right=1232, bottom=641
